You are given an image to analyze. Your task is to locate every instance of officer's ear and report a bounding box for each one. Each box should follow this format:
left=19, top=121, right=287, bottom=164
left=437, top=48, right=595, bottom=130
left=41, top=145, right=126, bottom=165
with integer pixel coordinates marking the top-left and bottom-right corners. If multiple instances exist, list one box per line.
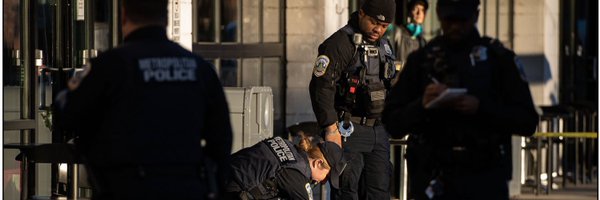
left=358, top=9, right=366, bottom=18
left=311, top=159, right=325, bottom=169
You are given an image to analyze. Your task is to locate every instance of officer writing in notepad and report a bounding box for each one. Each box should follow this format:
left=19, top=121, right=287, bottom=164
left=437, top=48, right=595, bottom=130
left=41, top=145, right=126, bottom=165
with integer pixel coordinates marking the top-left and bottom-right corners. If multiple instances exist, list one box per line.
left=382, top=0, right=538, bottom=199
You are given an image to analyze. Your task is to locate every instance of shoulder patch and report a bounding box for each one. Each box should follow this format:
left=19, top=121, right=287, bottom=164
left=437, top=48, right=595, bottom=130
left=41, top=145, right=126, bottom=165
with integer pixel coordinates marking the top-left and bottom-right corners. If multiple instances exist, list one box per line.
left=384, top=43, right=392, bottom=55
left=471, top=45, right=488, bottom=62
left=313, top=55, right=330, bottom=77
left=305, top=183, right=314, bottom=200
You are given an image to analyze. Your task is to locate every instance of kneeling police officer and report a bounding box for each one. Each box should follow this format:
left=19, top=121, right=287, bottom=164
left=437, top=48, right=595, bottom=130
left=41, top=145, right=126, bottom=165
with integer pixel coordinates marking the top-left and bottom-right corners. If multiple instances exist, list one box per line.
left=226, top=136, right=347, bottom=200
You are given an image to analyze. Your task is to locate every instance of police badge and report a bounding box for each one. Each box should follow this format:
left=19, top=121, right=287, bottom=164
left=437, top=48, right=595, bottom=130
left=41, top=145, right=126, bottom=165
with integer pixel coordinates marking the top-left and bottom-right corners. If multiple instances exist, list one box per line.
left=305, top=183, right=313, bottom=200
left=313, top=55, right=330, bottom=77
left=384, top=43, right=392, bottom=55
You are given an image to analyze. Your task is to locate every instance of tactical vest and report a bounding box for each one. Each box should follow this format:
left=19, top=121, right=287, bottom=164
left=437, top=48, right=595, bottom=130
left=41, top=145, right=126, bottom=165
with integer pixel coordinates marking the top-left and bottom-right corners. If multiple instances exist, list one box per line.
left=336, top=25, right=396, bottom=118
left=232, top=137, right=312, bottom=199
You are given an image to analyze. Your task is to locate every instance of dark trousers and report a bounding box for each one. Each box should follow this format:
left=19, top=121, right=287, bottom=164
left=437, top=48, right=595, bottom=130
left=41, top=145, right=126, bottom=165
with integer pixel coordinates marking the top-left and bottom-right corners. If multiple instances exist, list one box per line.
left=88, top=165, right=207, bottom=200
left=331, top=124, right=391, bottom=200
left=407, top=157, right=509, bottom=200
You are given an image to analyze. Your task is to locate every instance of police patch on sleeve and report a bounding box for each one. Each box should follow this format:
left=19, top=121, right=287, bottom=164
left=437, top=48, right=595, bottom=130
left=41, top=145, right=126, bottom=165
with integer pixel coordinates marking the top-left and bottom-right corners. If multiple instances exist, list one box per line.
left=305, top=183, right=313, bottom=200
left=313, top=55, right=330, bottom=77
left=384, top=43, right=392, bottom=55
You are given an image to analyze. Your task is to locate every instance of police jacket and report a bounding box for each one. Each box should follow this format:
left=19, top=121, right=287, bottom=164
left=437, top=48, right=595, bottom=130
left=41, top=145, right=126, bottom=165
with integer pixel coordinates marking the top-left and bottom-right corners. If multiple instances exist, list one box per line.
left=61, top=26, right=232, bottom=178
left=382, top=30, right=538, bottom=177
left=228, top=137, right=313, bottom=200
left=309, top=12, right=396, bottom=128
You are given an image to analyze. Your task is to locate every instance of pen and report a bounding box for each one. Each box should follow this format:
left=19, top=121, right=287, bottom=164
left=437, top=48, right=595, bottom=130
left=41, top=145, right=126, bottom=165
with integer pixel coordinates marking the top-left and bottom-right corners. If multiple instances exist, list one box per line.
left=428, top=74, right=440, bottom=84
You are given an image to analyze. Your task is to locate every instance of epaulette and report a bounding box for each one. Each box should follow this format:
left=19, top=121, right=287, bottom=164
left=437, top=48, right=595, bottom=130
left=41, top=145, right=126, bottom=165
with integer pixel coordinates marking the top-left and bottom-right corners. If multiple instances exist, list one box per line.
left=481, top=36, right=513, bottom=58
left=341, top=25, right=356, bottom=36
left=422, top=37, right=444, bottom=58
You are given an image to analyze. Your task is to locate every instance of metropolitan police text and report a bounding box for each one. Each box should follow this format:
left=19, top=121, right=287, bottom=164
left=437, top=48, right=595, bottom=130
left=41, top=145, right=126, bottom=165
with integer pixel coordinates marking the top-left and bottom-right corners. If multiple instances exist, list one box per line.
left=266, top=137, right=296, bottom=162
left=138, top=57, right=198, bottom=82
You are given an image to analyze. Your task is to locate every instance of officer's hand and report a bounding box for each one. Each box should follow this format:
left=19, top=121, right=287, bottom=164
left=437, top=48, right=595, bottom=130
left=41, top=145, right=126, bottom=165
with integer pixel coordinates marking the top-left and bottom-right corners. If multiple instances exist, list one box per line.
left=324, top=123, right=343, bottom=147
left=68, top=64, right=91, bottom=91
left=453, top=95, right=479, bottom=114
left=422, top=83, right=448, bottom=107
left=68, top=76, right=81, bottom=91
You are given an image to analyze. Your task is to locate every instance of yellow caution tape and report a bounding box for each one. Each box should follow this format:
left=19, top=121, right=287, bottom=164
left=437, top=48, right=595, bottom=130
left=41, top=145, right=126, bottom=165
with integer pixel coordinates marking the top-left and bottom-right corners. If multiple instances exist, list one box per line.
left=533, top=132, right=598, bottom=138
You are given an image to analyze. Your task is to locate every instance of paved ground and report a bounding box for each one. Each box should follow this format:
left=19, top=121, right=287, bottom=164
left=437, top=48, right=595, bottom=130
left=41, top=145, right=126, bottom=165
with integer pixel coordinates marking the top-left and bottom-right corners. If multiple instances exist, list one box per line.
left=511, top=183, right=598, bottom=200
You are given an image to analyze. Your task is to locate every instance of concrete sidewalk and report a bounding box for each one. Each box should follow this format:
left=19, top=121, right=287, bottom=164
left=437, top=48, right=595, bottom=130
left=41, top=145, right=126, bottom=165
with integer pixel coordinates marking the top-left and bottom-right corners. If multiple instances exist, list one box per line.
left=511, top=183, right=598, bottom=200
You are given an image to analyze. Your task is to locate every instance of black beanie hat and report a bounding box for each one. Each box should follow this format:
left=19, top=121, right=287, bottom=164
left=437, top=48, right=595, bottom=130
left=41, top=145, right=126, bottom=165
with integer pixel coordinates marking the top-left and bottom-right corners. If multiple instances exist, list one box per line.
left=409, top=0, right=429, bottom=11
left=361, top=0, right=396, bottom=23
left=437, top=0, right=480, bottom=20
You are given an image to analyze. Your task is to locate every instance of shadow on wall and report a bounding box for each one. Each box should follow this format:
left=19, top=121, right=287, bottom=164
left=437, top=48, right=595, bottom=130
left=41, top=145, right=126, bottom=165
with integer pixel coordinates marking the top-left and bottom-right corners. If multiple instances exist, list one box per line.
left=518, top=54, right=558, bottom=105
left=519, top=54, right=553, bottom=84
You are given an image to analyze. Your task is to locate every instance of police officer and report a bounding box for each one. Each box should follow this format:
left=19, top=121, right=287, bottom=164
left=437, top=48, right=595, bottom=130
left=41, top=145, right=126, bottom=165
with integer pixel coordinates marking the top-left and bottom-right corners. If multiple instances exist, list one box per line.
left=57, top=0, right=232, bottom=199
left=309, top=0, right=396, bottom=199
left=389, top=0, right=429, bottom=86
left=225, top=136, right=347, bottom=200
left=382, top=0, right=539, bottom=199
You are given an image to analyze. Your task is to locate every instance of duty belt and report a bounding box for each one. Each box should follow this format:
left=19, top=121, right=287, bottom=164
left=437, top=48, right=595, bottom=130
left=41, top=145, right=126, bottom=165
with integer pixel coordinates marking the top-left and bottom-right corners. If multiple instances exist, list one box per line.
left=350, top=116, right=381, bottom=127
left=108, top=165, right=204, bottom=178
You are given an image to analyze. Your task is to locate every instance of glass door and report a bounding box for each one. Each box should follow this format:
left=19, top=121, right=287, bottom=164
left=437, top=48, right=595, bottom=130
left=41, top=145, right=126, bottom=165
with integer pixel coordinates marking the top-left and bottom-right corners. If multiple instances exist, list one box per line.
left=193, top=0, right=286, bottom=136
left=3, top=0, right=31, bottom=199
left=3, top=0, right=119, bottom=199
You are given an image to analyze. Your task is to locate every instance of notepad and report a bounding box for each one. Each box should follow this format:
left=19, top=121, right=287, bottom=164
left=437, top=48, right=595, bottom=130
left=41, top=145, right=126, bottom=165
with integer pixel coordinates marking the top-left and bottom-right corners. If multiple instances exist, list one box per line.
left=425, top=88, right=468, bottom=109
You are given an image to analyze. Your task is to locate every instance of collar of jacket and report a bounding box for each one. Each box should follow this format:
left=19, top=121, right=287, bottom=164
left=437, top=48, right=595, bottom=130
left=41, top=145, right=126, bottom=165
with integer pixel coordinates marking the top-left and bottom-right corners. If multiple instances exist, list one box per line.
left=440, top=28, right=482, bottom=51
left=124, top=26, right=169, bottom=43
left=401, top=25, right=424, bottom=41
left=348, top=11, right=360, bottom=30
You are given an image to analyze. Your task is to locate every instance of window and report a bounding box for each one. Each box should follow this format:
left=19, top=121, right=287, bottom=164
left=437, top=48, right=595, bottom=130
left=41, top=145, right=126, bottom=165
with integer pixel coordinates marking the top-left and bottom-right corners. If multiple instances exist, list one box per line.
left=193, top=0, right=286, bottom=136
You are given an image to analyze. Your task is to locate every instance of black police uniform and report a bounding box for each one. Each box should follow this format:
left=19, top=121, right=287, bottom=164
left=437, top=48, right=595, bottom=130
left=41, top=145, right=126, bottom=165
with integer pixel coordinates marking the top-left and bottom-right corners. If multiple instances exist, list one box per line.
left=309, top=8, right=396, bottom=199
left=226, top=136, right=314, bottom=200
left=383, top=28, right=539, bottom=199
left=60, top=26, right=233, bottom=199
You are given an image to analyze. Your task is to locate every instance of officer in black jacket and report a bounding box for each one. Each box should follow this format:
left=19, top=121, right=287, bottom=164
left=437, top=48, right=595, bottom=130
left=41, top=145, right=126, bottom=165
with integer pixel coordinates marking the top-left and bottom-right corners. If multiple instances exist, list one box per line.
left=226, top=136, right=347, bottom=200
left=57, top=0, right=232, bottom=199
left=309, top=0, right=396, bottom=199
left=382, top=0, right=539, bottom=199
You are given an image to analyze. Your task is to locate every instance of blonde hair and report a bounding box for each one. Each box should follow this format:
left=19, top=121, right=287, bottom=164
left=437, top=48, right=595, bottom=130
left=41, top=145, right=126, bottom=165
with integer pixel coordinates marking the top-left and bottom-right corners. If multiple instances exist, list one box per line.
left=297, top=131, right=331, bottom=170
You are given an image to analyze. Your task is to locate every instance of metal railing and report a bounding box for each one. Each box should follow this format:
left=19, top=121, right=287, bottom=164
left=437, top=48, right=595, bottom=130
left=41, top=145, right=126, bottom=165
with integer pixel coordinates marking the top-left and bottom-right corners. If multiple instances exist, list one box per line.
left=525, top=106, right=598, bottom=195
